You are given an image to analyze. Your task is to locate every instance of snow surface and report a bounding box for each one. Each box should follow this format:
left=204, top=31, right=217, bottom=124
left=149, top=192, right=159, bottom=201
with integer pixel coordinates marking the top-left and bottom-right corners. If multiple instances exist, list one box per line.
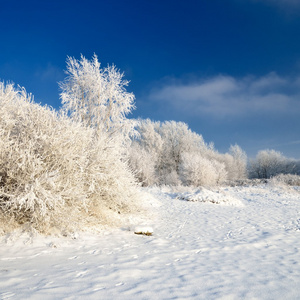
left=1, top=184, right=300, bottom=299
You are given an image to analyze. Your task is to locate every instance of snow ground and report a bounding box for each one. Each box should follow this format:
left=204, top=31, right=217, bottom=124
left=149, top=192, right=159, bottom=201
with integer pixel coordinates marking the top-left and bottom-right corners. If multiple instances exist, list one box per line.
left=1, top=184, right=300, bottom=299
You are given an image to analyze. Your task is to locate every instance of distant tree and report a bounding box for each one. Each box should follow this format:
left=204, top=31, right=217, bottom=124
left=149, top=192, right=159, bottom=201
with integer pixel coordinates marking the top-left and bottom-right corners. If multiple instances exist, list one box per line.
left=180, top=152, right=227, bottom=186
left=158, top=121, right=206, bottom=177
left=228, top=144, right=248, bottom=179
left=249, top=149, right=286, bottom=178
left=128, top=142, right=156, bottom=186
left=128, top=119, right=163, bottom=185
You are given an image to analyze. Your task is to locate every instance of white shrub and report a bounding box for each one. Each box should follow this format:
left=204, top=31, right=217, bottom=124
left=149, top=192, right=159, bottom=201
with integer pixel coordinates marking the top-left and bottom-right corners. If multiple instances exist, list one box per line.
left=180, top=152, right=227, bottom=187
left=128, top=143, right=156, bottom=186
left=269, top=174, right=300, bottom=186
left=0, top=67, right=140, bottom=234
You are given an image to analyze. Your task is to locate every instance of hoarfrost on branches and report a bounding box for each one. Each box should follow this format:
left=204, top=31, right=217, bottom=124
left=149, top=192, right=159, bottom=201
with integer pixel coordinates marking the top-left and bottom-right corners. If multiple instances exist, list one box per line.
left=59, top=54, right=136, bottom=147
left=129, top=119, right=248, bottom=187
left=0, top=55, right=142, bottom=234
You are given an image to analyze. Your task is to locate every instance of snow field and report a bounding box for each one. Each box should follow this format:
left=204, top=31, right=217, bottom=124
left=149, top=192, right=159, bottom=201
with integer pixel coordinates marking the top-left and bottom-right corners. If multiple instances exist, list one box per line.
left=0, top=184, right=300, bottom=299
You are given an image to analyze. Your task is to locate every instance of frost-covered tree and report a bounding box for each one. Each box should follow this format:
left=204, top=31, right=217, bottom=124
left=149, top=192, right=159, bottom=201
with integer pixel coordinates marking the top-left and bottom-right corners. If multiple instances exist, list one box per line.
left=180, top=152, right=227, bottom=186
left=128, top=119, right=163, bottom=185
left=158, top=121, right=206, bottom=177
left=129, top=119, right=208, bottom=185
left=128, top=143, right=156, bottom=186
left=249, top=149, right=286, bottom=178
left=0, top=56, right=141, bottom=234
left=248, top=149, right=300, bottom=179
left=59, top=54, right=136, bottom=146
left=134, top=119, right=163, bottom=167
left=190, top=143, right=247, bottom=183
left=129, top=119, right=246, bottom=186
left=228, top=144, right=248, bottom=180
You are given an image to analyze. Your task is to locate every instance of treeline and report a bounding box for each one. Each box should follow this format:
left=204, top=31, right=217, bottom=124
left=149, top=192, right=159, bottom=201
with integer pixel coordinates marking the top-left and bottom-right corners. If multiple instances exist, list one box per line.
left=128, top=119, right=247, bottom=186
left=248, top=149, right=300, bottom=179
left=128, top=121, right=300, bottom=186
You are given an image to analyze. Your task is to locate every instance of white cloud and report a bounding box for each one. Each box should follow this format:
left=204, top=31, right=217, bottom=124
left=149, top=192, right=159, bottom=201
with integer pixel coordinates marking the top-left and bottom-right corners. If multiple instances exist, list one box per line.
left=149, top=72, right=300, bottom=118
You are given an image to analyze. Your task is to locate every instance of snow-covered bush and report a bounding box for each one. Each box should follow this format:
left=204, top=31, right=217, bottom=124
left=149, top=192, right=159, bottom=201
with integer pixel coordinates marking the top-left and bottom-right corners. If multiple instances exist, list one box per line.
left=180, top=152, right=227, bottom=186
left=269, top=174, right=300, bottom=186
left=0, top=56, right=140, bottom=235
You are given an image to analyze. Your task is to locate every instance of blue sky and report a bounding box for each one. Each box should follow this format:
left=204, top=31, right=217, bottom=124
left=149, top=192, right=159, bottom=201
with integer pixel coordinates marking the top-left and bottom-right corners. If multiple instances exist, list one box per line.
left=1, top=0, right=300, bottom=158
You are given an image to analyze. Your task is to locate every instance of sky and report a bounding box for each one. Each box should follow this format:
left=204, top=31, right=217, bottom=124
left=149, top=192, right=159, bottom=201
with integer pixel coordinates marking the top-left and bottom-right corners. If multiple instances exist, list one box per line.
left=1, top=0, right=300, bottom=158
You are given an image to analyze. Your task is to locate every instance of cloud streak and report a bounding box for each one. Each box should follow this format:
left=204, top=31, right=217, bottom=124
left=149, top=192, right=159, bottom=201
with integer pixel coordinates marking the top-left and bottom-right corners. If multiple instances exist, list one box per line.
left=149, top=72, right=300, bottom=119
left=249, top=0, right=300, bottom=14
left=255, top=0, right=300, bottom=5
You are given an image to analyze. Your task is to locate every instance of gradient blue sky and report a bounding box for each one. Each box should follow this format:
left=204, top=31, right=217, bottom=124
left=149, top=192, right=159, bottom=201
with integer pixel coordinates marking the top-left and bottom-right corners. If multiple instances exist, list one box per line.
left=1, top=0, right=300, bottom=158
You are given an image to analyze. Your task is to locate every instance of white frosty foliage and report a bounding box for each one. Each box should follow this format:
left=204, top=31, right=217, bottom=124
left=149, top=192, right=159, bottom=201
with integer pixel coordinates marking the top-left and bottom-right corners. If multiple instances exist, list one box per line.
left=59, top=54, right=136, bottom=146
left=228, top=144, right=248, bottom=180
left=129, top=119, right=247, bottom=187
left=0, top=70, right=140, bottom=234
left=158, top=121, right=205, bottom=176
left=249, top=149, right=299, bottom=179
left=180, top=152, right=227, bottom=186
left=269, top=173, right=300, bottom=187
left=128, top=143, right=156, bottom=186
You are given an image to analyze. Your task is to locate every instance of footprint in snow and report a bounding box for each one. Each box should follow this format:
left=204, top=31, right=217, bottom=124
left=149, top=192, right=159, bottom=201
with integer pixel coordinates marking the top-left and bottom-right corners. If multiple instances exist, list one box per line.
left=87, top=249, right=100, bottom=255
left=75, top=270, right=88, bottom=278
left=1, top=292, right=15, bottom=299
left=93, top=286, right=105, bottom=291
left=115, top=282, right=124, bottom=287
left=44, top=281, right=54, bottom=287
left=68, top=256, right=78, bottom=260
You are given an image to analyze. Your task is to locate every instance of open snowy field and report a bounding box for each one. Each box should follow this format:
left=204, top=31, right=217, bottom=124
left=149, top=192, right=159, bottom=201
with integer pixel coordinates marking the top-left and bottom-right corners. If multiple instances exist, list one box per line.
left=1, top=184, right=300, bottom=300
